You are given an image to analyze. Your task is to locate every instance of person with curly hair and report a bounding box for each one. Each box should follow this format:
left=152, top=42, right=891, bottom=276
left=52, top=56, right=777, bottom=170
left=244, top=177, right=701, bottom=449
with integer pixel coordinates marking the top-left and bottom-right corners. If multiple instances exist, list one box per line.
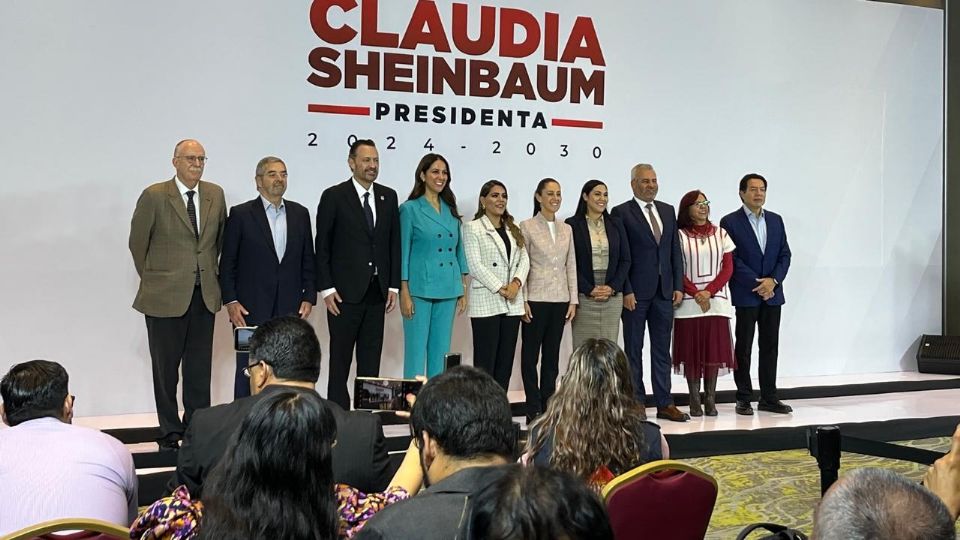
left=524, top=338, right=668, bottom=489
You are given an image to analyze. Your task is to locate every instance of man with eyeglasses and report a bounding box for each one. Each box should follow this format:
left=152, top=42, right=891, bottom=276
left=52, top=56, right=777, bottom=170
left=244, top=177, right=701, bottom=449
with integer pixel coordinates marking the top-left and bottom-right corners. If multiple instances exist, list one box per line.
left=218, top=156, right=316, bottom=399
left=173, top=316, right=391, bottom=498
left=129, top=139, right=227, bottom=450
left=0, top=360, right=138, bottom=535
left=719, top=173, right=793, bottom=415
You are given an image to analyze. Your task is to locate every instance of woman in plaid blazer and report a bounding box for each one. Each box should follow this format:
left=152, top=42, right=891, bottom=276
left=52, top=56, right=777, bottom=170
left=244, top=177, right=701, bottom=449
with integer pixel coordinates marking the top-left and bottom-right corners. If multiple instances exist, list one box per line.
left=463, top=180, right=530, bottom=390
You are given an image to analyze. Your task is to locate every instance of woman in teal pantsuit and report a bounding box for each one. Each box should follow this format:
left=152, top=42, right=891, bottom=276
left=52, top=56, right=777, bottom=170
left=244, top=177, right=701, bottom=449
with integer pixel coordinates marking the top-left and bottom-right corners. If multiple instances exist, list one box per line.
left=399, top=153, right=468, bottom=377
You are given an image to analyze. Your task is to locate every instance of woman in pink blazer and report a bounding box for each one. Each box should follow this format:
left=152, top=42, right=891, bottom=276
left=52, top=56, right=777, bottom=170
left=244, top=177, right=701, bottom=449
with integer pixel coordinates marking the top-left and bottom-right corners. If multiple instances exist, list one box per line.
left=519, top=178, right=578, bottom=422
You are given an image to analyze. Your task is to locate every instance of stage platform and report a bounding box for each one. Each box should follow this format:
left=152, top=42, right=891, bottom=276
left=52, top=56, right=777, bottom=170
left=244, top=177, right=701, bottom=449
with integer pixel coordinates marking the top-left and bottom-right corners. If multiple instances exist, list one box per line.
left=59, top=370, right=960, bottom=505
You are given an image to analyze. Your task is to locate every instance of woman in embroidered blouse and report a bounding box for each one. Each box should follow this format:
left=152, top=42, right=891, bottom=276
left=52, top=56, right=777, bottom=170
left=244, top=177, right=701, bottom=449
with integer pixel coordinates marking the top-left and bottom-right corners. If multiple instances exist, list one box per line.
left=673, top=190, right=737, bottom=417
left=519, top=178, right=578, bottom=422
left=525, top=338, right=667, bottom=491
left=131, top=390, right=422, bottom=539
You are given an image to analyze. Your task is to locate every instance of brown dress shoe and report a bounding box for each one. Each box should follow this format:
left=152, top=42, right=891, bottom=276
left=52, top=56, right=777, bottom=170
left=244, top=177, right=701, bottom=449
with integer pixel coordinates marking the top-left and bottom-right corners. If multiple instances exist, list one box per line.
left=656, top=404, right=690, bottom=422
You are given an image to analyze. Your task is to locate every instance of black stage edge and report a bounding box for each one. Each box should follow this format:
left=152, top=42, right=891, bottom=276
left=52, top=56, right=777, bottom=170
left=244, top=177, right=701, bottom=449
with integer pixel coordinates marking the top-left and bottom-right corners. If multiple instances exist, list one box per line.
left=105, top=376, right=960, bottom=442
left=667, top=415, right=960, bottom=458
left=664, top=376, right=960, bottom=408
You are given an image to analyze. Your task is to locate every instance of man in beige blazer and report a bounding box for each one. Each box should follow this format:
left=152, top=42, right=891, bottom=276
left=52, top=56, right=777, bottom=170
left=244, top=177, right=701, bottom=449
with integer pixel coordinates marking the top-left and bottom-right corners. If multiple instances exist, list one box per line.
left=129, top=139, right=226, bottom=449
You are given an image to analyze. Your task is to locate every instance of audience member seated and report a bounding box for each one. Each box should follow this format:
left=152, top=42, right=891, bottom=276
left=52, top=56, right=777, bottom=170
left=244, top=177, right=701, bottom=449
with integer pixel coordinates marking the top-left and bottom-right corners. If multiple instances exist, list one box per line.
left=813, top=467, right=955, bottom=540
left=0, top=360, right=137, bottom=535
left=173, top=316, right=392, bottom=498
left=356, top=366, right=516, bottom=540
left=132, top=389, right=422, bottom=539
left=524, top=338, right=668, bottom=490
left=924, top=422, right=960, bottom=522
left=462, top=464, right=614, bottom=540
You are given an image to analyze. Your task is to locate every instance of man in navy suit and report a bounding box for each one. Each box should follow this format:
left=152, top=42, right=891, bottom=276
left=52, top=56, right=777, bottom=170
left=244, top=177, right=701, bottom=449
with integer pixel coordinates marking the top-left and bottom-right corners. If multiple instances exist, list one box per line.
left=316, top=139, right=401, bottom=410
left=219, top=156, right=317, bottom=398
left=611, top=163, right=689, bottom=422
left=719, top=173, right=792, bottom=415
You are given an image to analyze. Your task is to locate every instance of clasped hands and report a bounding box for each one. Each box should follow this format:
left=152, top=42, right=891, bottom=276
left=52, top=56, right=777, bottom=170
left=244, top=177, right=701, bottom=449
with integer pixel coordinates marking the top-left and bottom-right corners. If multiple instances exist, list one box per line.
left=752, top=277, right=776, bottom=301
left=589, top=285, right=614, bottom=302
left=498, top=279, right=521, bottom=301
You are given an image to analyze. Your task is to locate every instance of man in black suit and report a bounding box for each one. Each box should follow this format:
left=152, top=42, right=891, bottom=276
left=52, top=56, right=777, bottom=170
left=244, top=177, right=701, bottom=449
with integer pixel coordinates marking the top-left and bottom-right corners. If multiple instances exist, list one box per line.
left=316, top=139, right=401, bottom=409
left=356, top=366, right=514, bottom=540
left=173, top=316, right=392, bottom=497
left=610, top=163, right=689, bottom=422
left=219, top=156, right=316, bottom=398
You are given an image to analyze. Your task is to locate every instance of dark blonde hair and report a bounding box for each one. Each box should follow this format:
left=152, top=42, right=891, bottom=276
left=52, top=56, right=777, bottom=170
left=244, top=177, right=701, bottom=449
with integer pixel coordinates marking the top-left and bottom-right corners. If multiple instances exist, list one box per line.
left=526, top=339, right=647, bottom=481
left=474, top=180, right=524, bottom=249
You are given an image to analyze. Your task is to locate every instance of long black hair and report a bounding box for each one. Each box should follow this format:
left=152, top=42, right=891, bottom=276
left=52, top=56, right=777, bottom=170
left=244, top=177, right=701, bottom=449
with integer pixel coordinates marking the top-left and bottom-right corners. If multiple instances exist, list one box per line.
left=532, top=178, right=560, bottom=217
left=199, top=390, right=339, bottom=540
left=574, top=179, right=608, bottom=218
left=408, top=153, right=461, bottom=220
left=473, top=180, right=524, bottom=249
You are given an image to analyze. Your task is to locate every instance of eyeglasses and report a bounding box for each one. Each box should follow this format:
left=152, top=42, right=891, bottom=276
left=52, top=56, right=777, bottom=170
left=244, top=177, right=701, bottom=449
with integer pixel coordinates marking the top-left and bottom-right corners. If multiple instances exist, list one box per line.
left=242, top=360, right=266, bottom=378
left=176, top=155, right=207, bottom=164
left=694, top=200, right=711, bottom=208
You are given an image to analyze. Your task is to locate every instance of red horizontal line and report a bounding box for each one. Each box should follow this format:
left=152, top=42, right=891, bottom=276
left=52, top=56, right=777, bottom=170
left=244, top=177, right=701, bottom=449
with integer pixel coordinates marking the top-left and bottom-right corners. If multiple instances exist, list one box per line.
left=551, top=118, right=604, bottom=129
left=307, top=104, right=371, bottom=116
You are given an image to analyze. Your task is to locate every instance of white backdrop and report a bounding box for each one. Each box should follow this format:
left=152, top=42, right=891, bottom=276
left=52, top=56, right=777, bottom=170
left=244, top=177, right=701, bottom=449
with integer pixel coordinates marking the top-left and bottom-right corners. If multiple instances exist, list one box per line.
left=0, top=0, right=943, bottom=416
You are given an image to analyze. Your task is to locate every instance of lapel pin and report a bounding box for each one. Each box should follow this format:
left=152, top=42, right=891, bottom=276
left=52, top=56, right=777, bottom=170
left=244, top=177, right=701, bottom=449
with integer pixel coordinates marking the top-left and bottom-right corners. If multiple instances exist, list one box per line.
left=380, top=195, right=385, bottom=200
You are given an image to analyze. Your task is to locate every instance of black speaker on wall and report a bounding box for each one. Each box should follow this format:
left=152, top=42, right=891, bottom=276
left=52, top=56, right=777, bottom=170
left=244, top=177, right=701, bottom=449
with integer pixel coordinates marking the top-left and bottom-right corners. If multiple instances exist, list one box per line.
left=917, top=335, right=960, bottom=375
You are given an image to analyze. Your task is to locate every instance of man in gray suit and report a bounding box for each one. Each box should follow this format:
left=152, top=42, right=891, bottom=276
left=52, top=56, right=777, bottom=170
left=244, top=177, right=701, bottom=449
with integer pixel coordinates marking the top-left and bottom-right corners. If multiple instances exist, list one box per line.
left=129, top=139, right=226, bottom=450
left=356, top=366, right=514, bottom=540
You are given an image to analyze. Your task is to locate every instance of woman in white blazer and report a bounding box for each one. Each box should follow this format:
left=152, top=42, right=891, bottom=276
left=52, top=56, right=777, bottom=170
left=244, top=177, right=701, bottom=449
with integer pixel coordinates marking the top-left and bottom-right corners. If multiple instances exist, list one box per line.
left=463, top=180, right=530, bottom=390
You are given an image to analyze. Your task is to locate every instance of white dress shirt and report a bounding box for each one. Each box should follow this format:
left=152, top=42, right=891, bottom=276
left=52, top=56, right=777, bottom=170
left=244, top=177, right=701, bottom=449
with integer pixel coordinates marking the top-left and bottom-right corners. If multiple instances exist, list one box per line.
left=175, top=176, right=200, bottom=234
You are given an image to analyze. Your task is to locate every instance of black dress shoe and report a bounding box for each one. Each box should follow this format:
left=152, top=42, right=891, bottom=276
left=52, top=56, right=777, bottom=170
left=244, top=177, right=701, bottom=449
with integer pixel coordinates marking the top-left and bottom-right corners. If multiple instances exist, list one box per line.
left=758, top=400, right=793, bottom=414
left=157, top=435, right=181, bottom=452
left=735, top=401, right=754, bottom=416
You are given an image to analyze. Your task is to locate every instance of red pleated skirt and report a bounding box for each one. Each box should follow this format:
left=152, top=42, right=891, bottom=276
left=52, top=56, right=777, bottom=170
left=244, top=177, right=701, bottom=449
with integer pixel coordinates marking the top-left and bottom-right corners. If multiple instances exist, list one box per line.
left=672, top=316, right=736, bottom=378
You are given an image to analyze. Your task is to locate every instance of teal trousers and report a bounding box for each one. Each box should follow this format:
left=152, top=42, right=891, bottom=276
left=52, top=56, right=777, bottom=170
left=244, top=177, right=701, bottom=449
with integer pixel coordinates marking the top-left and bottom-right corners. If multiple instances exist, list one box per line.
left=403, top=296, right=458, bottom=378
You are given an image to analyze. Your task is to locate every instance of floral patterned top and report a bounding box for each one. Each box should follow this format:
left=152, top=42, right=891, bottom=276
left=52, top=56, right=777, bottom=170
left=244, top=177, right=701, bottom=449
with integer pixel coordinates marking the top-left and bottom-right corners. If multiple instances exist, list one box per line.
left=131, top=484, right=409, bottom=539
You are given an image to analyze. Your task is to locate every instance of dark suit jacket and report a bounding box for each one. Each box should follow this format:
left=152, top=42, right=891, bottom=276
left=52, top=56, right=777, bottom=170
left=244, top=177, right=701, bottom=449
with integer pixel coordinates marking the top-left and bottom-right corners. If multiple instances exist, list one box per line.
left=356, top=465, right=510, bottom=540
left=129, top=178, right=226, bottom=317
left=315, top=179, right=400, bottom=302
left=719, top=208, right=791, bottom=307
left=173, top=385, right=391, bottom=497
left=610, top=199, right=683, bottom=300
left=565, top=213, right=632, bottom=295
left=218, top=197, right=317, bottom=325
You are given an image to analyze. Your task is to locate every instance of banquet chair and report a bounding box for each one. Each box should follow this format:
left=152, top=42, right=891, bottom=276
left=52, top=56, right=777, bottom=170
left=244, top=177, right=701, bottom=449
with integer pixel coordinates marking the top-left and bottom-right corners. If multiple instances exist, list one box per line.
left=2, top=518, right=129, bottom=540
left=601, top=459, right=718, bottom=540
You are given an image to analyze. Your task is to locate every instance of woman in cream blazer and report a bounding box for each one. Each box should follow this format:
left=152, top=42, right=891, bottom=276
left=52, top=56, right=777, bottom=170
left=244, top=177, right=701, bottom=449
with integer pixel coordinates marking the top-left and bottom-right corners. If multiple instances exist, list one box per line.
left=463, top=180, right=530, bottom=390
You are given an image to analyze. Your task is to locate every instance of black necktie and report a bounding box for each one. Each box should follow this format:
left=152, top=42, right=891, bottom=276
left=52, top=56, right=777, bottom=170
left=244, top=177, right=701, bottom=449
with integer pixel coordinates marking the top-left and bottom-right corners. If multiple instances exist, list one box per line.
left=363, top=192, right=374, bottom=232
left=186, top=190, right=199, bottom=240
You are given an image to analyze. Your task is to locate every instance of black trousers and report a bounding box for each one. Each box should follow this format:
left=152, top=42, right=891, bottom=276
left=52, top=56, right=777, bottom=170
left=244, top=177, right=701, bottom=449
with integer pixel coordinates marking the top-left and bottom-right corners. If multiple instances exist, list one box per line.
left=145, top=285, right=214, bottom=439
left=471, top=314, right=521, bottom=390
left=327, top=278, right=385, bottom=410
left=733, top=304, right=782, bottom=403
left=520, top=301, right=567, bottom=416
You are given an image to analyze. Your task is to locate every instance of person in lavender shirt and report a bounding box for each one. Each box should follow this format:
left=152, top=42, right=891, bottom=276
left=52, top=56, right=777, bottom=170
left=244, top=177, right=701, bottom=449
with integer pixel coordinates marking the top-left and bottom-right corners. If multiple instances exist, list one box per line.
left=0, top=360, right=137, bottom=535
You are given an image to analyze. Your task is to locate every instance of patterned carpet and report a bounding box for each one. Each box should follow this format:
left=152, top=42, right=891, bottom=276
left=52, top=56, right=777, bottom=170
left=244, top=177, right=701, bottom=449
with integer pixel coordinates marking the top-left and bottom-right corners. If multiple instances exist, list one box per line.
left=682, top=437, right=955, bottom=539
